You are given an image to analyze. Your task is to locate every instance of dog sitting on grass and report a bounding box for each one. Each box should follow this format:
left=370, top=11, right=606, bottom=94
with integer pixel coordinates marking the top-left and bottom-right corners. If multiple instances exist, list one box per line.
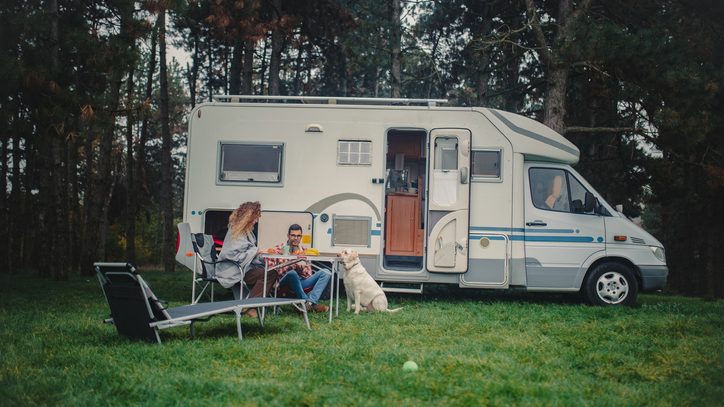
left=338, top=248, right=403, bottom=314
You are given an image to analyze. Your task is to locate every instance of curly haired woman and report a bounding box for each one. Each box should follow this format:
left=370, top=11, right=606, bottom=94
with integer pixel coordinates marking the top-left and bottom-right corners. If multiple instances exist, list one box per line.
left=216, top=201, right=276, bottom=316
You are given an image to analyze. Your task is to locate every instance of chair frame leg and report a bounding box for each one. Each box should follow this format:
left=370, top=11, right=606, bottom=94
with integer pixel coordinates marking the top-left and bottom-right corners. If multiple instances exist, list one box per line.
left=302, top=307, right=311, bottom=330
left=234, top=309, right=243, bottom=340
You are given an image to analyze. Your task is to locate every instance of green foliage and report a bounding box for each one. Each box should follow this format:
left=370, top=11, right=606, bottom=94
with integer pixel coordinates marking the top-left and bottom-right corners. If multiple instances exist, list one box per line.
left=3, top=0, right=722, bottom=296
left=1, top=271, right=723, bottom=405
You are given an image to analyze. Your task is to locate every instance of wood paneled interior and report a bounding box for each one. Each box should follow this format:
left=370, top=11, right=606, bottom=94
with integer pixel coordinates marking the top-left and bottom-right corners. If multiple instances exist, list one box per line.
left=385, top=193, right=424, bottom=256
left=387, top=133, right=422, bottom=158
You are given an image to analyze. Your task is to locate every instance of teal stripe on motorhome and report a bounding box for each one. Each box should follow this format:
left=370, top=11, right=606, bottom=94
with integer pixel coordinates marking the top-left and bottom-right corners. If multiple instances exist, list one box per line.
left=470, top=226, right=575, bottom=234
left=524, top=236, right=597, bottom=242
left=470, top=226, right=577, bottom=234
left=468, top=235, right=506, bottom=240
left=470, top=226, right=525, bottom=233
left=327, top=228, right=381, bottom=236
left=469, top=234, right=601, bottom=243
left=525, top=228, right=576, bottom=234
left=488, top=109, right=579, bottom=156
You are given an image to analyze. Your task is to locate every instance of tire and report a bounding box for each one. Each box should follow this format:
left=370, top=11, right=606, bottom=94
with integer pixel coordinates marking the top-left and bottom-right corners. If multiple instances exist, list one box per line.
left=584, top=262, right=639, bottom=306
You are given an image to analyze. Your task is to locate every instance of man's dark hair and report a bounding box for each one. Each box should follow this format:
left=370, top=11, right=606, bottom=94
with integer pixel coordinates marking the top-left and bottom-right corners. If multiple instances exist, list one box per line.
left=288, top=224, right=303, bottom=234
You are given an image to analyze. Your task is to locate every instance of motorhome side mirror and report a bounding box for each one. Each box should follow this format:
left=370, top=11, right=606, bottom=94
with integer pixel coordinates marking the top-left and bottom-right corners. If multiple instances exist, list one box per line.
left=615, top=204, right=623, bottom=213
left=584, top=192, right=596, bottom=213
left=571, top=199, right=584, bottom=214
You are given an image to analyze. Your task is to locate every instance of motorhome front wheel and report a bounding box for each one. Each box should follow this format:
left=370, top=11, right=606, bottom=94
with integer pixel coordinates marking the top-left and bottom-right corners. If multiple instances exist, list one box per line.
left=584, top=263, right=639, bottom=306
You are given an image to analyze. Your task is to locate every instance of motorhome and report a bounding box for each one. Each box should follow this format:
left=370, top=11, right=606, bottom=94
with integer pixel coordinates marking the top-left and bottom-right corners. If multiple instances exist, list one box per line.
left=175, top=96, right=668, bottom=306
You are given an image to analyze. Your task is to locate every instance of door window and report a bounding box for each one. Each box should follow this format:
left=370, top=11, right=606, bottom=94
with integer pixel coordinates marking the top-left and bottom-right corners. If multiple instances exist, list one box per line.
left=529, top=168, right=599, bottom=214
left=434, top=137, right=458, bottom=170
left=529, top=168, right=570, bottom=212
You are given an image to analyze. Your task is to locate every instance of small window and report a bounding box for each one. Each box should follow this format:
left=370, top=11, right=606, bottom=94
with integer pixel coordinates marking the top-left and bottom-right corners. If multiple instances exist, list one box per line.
left=338, top=140, right=372, bottom=165
left=471, top=150, right=501, bottom=180
left=332, top=216, right=371, bottom=247
left=218, top=142, right=283, bottom=183
left=434, top=137, right=458, bottom=170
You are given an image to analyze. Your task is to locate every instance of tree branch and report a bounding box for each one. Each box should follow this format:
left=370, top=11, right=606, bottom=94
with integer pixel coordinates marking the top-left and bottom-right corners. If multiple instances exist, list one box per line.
left=564, top=126, right=643, bottom=134
left=524, top=0, right=552, bottom=67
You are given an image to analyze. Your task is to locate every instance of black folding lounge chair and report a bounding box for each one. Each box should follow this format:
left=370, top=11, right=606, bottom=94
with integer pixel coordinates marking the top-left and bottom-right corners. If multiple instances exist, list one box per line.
left=95, top=262, right=310, bottom=344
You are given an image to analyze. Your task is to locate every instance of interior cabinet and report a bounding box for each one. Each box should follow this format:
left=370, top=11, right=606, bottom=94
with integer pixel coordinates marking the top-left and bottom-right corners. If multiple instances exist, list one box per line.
left=385, top=194, right=423, bottom=256
left=388, top=135, right=422, bottom=157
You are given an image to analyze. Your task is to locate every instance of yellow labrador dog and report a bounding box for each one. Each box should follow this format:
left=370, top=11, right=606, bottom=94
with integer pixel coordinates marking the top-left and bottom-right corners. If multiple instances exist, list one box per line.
left=339, top=248, right=403, bottom=314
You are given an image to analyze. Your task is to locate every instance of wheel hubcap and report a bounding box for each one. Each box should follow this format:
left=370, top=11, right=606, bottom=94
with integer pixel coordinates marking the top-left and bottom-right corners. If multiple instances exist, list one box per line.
left=596, top=271, right=629, bottom=304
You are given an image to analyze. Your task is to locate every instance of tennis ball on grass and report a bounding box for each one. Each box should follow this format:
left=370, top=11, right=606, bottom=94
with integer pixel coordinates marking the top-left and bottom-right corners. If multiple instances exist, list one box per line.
left=402, top=360, right=418, bottom=372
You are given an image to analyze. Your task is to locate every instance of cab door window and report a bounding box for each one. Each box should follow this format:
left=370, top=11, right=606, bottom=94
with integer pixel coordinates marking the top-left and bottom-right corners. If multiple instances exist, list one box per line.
left=529, top=168, right=598, bottom=214
left=530, top=168, right=569, bottom=212
left=567, top=174, right=589, bottom=214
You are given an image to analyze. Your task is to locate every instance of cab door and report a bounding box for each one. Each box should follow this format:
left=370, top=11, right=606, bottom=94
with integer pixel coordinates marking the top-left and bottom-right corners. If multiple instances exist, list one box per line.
left=524, top=165, right=606, bottom=288
left=426, top=129, right=471, bottom=273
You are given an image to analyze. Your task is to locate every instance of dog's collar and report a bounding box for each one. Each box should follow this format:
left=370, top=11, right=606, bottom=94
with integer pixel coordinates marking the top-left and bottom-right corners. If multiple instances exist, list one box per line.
left=344, top=259, right=361, bottom=269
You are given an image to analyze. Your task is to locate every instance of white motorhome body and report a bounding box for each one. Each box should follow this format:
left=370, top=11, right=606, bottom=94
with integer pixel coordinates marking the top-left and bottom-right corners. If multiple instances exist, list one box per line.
left=176, top=96, right=668, bottom=305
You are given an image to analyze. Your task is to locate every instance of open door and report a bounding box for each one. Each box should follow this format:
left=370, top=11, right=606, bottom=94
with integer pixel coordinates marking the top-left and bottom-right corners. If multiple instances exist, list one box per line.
left=426, top=129, right=471, bottom=273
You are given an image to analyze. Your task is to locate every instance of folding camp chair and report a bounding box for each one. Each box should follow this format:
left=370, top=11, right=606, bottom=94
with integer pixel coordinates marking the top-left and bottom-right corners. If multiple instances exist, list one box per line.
left=189, top=233, right=222, bottom=303
left=188, top=233, right=251, bottom=304
left=95, top=262, right=310, bottom=344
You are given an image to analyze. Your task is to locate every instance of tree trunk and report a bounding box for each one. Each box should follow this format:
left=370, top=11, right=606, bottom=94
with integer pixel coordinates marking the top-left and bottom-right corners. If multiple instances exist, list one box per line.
left=158, top=8, right=175, bottom=273
left=229, top=37, right=243, bottom=94
left=138, top=21, right=157, bottom=204
left=48, top=0, right=69, bottom=279
left=544, top=67, right=569, bottom=133
left=9, top=128, right=23, bottom=272
left=0, top=128, right=7, bottom=273
left=67, top=130, right=80, bottom=273
left=259, top=36, right=268, bottom=93
left=390, top=0, right=401, bottom=98
left=187, top=31, right=199, bottom=107
left=268, top=0, right=283, bottom=95
left=524, top=0, right=591, bottom=133
left=207, top=38, right=214, bottom=100
left=81, top=1, right=133, bottom=275
left=80, top=119, right=96, bottom=275
left=242, top=39, right=254, bottom=94
left=24, top=134, right=39, bottom=271
left=293, top=37, right=304, bottom=95
left=125, top=66, right=137, bottom=265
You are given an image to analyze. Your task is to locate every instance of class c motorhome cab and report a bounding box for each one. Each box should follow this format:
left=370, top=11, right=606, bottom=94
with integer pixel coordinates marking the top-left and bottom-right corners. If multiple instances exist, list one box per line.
left=175, top=96, right=668, bottom=306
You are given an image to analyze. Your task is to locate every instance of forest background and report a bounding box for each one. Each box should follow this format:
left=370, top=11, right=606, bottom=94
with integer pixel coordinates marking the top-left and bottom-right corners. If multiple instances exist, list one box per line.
left=1, top=0, right=722, bottom=297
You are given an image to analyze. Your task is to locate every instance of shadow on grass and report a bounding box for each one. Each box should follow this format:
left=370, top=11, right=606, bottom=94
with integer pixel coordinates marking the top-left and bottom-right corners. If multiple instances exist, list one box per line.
left=349, top=283, right=586, bottom=307
left=92, top=313, right=307, bottom=344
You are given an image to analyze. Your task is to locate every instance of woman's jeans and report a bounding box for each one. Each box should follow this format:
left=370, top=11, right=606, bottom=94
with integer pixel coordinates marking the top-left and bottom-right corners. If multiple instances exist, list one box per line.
left=278, top=269, right=332, bottom=304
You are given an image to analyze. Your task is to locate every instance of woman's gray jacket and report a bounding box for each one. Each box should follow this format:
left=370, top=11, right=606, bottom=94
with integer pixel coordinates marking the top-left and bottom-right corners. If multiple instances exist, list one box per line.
left=215, top=229, right=262, bottom=288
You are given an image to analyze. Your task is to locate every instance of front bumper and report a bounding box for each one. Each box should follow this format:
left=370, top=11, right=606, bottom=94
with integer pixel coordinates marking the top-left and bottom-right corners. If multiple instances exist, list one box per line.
left=639, top=265, right=668, bottom=291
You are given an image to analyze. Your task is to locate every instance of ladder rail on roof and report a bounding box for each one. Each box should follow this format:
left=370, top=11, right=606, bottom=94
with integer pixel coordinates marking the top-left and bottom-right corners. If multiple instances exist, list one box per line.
left=212, top=95, right=448, bottom=107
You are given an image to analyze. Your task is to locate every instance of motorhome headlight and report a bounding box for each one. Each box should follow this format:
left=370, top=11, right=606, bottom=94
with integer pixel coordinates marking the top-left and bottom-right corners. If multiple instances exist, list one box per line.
left=650, top=246, right=666, bottom=263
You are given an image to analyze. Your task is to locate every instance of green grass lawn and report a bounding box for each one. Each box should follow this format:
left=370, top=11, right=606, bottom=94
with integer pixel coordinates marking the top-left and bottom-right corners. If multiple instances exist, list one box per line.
left=1, top=269, right=722, bottom=406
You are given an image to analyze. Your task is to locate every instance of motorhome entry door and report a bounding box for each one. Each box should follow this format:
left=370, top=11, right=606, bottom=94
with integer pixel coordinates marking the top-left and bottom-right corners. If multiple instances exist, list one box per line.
left=426, top=129, right=471, bottom=273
